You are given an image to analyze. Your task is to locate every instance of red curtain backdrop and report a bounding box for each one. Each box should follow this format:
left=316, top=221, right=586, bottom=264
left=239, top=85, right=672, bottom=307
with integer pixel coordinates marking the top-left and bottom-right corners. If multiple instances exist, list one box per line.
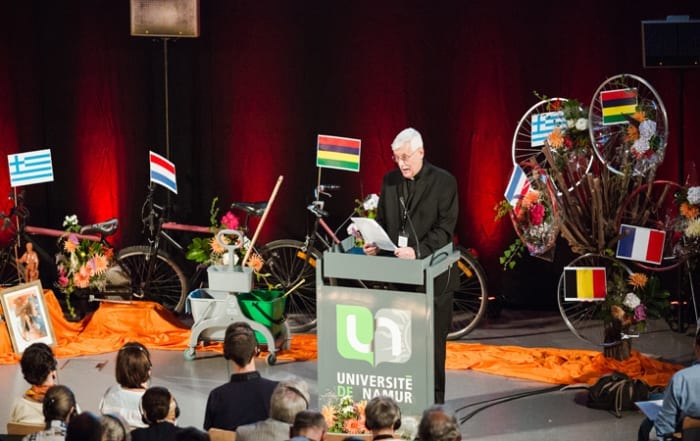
left=1, top=0, right=699, bottom=307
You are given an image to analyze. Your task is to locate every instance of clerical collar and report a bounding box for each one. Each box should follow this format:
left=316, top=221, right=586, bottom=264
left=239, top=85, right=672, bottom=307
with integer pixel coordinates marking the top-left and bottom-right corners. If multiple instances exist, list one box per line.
left=230, top=371, right=261, bottom=382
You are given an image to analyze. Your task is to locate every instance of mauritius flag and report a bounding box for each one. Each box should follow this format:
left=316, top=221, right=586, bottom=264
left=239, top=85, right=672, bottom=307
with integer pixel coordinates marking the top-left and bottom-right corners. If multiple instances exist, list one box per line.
left=600, top=88, right=637, bottom=125
left=616, top=224, right=665, bottom=265
left=564, top=267, right=607, bottom=301
left=316, top=135, right=361, bottom=172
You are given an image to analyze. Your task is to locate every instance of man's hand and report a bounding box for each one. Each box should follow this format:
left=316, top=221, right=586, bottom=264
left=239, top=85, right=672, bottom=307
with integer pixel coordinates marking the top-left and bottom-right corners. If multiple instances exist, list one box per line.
left=394, top=246, right=416, bottom=259
left=363, top=242, right=379, bottom=256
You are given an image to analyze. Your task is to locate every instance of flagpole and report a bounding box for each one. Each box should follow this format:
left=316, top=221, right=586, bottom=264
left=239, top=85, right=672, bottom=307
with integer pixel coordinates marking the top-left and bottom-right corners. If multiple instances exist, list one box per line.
left=12, top=187, right=22, bottom=282
left=316, top=167, right=323, bottom=202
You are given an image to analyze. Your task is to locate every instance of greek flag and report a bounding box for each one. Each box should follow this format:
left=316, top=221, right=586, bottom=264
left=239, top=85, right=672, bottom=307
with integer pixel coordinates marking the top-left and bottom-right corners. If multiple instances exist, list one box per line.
left=7, top=149, right=54, bottom=187
left=530, top=111, right=566, bottom=147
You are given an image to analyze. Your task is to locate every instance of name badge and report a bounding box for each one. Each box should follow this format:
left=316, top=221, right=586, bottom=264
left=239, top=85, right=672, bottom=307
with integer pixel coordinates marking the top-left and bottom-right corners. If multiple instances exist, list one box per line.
left=398, top=235, right=408, bottom=247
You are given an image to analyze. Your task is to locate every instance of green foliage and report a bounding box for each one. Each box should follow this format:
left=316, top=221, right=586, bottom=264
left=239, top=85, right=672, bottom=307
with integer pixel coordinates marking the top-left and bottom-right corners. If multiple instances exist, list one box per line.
left=498, top=238, right=525, bottom=270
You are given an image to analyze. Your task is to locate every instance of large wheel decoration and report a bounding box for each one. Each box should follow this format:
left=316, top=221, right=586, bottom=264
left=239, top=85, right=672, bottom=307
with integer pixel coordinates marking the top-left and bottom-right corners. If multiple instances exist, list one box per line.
left=588, top=74, right=668, bottom=176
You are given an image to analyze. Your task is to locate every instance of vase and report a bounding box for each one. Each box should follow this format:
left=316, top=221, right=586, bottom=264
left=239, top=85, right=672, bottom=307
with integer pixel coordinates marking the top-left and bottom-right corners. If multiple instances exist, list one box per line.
left=603, top=321, right=632, bottom=360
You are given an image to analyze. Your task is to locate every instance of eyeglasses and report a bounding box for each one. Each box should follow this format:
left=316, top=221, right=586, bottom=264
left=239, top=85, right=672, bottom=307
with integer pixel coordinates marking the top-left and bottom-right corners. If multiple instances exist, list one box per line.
left=392, top=149, right=420, bottom=163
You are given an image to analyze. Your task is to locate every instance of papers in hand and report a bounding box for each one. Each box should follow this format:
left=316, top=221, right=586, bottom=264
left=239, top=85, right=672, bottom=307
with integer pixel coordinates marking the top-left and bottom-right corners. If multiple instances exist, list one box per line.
left=351, top=217, right=397, bottom=251
left=635, top=399, right=663, bottom=421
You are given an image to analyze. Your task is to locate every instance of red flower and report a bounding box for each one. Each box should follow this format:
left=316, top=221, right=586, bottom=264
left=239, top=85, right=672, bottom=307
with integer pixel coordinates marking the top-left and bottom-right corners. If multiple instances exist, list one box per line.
left=529, top=204, right=545, bottom=225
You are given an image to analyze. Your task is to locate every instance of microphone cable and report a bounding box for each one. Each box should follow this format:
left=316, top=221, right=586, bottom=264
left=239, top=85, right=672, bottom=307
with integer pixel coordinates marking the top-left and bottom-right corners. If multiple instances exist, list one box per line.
left=399, top=196, right=421, bottom=259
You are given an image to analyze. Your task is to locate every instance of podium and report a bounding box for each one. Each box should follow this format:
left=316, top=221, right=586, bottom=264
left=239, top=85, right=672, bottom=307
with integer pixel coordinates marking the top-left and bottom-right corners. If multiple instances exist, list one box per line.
left=316, top=239, right=460, bottom=415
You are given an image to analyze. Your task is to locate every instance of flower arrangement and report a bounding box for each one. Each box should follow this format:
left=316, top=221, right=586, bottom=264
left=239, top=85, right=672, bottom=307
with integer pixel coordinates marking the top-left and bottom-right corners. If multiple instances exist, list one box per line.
left=321, top=395, right=368, bottom=435
left=604, top=269, right=669, bottom=334
left=55, top=215, right=114, bottom=316
left=674, top=185, right=700, bottom=257
left=347, top=193, right=379, bottom=247
left=545, top=98, right=591, bottom=159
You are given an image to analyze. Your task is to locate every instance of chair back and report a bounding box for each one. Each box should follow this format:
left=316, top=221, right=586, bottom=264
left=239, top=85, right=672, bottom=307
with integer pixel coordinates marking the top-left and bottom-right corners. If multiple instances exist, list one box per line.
left=683, top=416, right=700, bottom=441
left=6, top=422, right=44, bottom=435
left=208, top=428, right=236, bottom=441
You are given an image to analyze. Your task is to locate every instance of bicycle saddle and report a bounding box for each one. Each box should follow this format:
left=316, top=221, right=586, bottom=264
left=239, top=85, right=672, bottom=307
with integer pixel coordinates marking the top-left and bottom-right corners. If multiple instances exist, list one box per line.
left=230, top=201, right=267, bottom=217
left=80, top=218, right=119, bottom=237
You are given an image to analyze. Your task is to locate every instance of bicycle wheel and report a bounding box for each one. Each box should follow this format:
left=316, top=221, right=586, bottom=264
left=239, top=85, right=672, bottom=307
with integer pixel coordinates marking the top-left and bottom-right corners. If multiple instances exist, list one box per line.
left=0, top=250, right=21, bottom=287
left=616, top=180, right=683, bottom=271
left=557, top=253, right=632, bottom=346
left=258, top=239, right=320, bottom=333
left=448, top=247, right=488, bottom=340
left=588, top=74, right=668, bottom=176
left=117, top=245, right=188, bottom=313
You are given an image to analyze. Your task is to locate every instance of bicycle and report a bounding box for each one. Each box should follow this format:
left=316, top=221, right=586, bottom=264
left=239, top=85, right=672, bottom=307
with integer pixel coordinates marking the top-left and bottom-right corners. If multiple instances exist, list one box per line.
left=255, top=185, right=490, bottom=339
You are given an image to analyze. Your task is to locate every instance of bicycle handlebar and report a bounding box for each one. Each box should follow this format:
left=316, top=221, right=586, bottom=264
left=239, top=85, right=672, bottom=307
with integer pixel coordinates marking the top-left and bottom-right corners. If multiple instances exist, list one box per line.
left=317, top=184, right=340, bottom=191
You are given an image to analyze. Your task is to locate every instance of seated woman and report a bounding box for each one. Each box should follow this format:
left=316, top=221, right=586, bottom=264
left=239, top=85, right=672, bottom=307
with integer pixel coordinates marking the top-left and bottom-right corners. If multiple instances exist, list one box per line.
left=99, top=342, right=152, bottom=429
left=24, top=385, right=77, bottom=441
left=131, top=386, right=181, bottom=441
left=10, top=343, right=58, bottom=424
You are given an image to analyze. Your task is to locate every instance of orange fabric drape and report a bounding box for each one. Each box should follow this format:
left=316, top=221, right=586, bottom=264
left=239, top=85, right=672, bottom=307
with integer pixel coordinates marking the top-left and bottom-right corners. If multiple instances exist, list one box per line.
left=0, top=291, right=682, bottom=387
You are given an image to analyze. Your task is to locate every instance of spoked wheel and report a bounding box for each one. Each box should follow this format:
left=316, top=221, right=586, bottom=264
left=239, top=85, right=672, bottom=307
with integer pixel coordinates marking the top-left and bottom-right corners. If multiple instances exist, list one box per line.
left=259, top=239, right=320, bottom=333
left=616, top=180, right=684, bottom=271
left=588, top=74, right=668, bottom=176
left=0, top=251, right=21, bottom=287
left=116, top=246, right=188, bottom=313
left=557, top=253, right=632, bottom=346
left=448, top=247, right=488, bottom=340
left=508, top=160, right=560, bottom=258
left=512, top=98, right=593, bottom=193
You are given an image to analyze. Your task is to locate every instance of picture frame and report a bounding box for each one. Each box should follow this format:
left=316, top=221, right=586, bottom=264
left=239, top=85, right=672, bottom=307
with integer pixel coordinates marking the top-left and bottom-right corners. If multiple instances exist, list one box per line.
left=0, top=280, right=56, bottom=353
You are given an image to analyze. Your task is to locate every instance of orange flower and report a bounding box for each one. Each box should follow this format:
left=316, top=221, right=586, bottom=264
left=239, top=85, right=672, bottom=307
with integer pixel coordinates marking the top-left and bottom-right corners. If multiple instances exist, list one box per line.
left=103, top=247, right=114, bottom=259
left=343, top=418, right=364, bottom=434
left=680, top=202, right=699, bottom=219
left=321, top=405, right=336, bottom=428
left=628, top=273, right=648, bottom=289
left=521, top=190, right=540, bottom=209
left=91, top=254, right=109, bottom=275
left=632, top=110, right=645, bottom=122
left=63, top=234, right=79, bottom=253
left=246, top=253, right=264, bottom=273
left=624, top=124, right=639, bottom=142
left=209, top=235, right=229, bottom=254
left=547, top=127, right=564, bottom=149
left=354, top=400, right=367, bottom=418
left=73, top=265, right=91, bottom=288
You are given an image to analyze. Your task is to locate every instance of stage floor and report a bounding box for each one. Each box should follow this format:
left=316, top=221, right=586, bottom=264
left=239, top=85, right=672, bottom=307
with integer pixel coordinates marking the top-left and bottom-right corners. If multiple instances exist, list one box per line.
left=0, top=309, right=696, bottom=440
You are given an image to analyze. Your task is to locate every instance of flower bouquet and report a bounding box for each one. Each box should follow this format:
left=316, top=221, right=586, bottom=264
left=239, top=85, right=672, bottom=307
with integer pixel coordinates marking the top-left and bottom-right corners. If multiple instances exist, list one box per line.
left=321, top=395, right=369, bottom=435
left=674, top=185, right=700, bottom=258
left=347, top=193, right=379, bottom=248
left=55, top=215, right=114, bottom=317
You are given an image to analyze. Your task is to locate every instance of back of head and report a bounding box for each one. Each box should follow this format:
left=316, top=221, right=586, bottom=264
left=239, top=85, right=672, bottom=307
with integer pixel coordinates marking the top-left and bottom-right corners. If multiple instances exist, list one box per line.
left=140, top=386, right=179, bottom=425
left=21, top=342, right=57, bottom=386
left=66, top=411, right=103, bottom=441
left=290, top=410, right=327, bottom=438
left=270, top=379, right=310, bottom=423
left=418, top=406, right=461, bottom=441
left=364, top=396, right=401, bottom=432
left=223, top=322, right=258, bottom=367
left=116, top=341, right=152, bottom=388
left=100, top=414, right=130, bottom=441
left=391, top=127, right=423, bottom=152
left=43, top=385, right=76, bottom=424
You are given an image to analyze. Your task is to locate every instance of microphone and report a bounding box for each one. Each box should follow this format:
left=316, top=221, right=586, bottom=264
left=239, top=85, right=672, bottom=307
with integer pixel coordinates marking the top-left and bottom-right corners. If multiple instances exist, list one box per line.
left=399, top=196, right=421, bottom=259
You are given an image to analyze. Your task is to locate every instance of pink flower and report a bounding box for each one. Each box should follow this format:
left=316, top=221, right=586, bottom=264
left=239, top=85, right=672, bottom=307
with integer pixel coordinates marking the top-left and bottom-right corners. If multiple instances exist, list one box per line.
left=221, top=212, right=240, bottom=230
left=58, top=276, right=69, bottom=287
left=633, top=304, right=647, bottom=322
left=529, top=203, right=545, bottom=225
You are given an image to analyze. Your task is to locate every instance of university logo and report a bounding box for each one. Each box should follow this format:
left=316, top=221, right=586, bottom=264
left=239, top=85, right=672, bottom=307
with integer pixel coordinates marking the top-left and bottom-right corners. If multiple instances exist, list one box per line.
left=336, top=305, right=411, bottom=366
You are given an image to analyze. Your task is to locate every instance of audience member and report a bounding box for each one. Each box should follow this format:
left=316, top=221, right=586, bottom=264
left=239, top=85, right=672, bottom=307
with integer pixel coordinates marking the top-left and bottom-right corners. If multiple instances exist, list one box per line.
left=66, top=411, right=103, bottom=441
left=203, top=322, right=278, bottom=431
left=418, top=405, right=461, bottom=441
left=235, top=378, right=310, bottom=441
left=175, top=427, right=210, bottom=441
left=100, top=414, right=131, bottom=441
left=289, top=410, right=327, bottom=441
left=99, top=342, right=152, bottom=429
left=23, top=385, right=76, bottom=441
left=638, top=329, right=700, bottom=441
left=10, top=343, right=58, bottom=424
left=364, top=396, right=402, bottom=440
left=131, top=386, right=182, bottom=441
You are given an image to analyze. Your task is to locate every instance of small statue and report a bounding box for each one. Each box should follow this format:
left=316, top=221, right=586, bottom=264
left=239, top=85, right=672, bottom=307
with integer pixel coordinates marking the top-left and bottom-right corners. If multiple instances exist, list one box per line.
left=18, top=242, right=39, bottom=282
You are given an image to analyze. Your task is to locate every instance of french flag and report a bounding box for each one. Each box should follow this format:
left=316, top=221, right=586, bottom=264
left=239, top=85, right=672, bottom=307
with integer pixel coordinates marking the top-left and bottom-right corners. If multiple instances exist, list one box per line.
left=616, top=224, right=665, bottom=265
left=504, top=165, right=529, bottom=211
left=149, top=151, right=177, bottom=195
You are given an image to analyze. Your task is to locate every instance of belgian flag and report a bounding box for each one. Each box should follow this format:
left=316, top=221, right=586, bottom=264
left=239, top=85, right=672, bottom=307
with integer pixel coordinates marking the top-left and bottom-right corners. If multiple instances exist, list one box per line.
left=564, top=267, right=607, bottom=301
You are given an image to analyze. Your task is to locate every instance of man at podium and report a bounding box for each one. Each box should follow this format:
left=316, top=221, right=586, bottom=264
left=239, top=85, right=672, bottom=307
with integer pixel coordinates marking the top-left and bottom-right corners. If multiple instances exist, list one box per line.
left=363, top=127, right=459, bottom=404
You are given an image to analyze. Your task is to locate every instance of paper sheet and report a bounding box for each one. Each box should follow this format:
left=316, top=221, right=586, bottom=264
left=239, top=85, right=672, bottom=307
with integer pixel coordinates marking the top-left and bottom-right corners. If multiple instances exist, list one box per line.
left=635, top=400, right=663, bottom=421
left=351, top=217, right=397, bottom=251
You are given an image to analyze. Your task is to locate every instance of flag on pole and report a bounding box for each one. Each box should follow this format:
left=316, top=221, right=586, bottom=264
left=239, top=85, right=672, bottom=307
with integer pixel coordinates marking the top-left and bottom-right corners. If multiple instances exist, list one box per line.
left=530, top=111, right=566, bottom=146
left=149, top=151, right=177, bottom=194
left=316, top=135, right=361, bottom=172
left=504, top=165, right=530, bottom=210
left=7, top=149, right=54, bottom=187
left=564, top=267, right=607, bottom=301
left=600, top=88, right=638, bottom=125
left=616, top=224, right=665, bottom=265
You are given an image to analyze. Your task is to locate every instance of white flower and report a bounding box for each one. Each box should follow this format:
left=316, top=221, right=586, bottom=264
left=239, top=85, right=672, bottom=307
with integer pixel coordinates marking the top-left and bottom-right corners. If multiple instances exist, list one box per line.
left=639, top=119, right=656, bottom=138
left=623, top=293, right=641, bottom=310
left=362, top=193, right=379, bottom=211
left=687, top=186, right=700, bottom=205
left=566, top=119, right=575, bottom=129
left=63, top=214, right=79, bottom=228
left=685, top=218, right=700, bottom=238
left=574, top=118, right=588, bottom=131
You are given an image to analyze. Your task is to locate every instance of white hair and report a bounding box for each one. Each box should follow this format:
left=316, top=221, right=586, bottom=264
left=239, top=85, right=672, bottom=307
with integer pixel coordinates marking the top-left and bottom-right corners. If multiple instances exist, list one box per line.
left=391, top=127, right=423, bottom=152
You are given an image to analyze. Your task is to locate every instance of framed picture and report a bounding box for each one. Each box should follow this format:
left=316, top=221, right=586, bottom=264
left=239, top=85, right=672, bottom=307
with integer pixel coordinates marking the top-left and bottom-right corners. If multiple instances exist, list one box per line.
left=0, top=280, right=55, bottom=353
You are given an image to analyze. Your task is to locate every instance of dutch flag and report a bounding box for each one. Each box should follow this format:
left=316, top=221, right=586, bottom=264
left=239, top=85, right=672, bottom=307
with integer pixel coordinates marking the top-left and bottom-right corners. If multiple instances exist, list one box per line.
left=504, top=165, right=529, bottom=210
left=149, top=151, right=177, bottom=195
left=616, top=224, right=665, bottom=265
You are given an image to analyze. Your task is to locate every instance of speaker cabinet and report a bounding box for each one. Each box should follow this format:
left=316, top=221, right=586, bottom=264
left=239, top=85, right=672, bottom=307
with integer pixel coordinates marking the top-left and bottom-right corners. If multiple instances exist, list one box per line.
left=642, top=19, right=700, bottom=68
left=130, top=0, right=199, bottom=38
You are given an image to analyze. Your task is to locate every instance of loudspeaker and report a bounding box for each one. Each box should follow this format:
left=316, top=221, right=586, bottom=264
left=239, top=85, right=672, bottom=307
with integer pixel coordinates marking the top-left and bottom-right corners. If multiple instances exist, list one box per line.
left=131, top=0, right=199, bottom=38
left=642, top=18, right=700, bottom=68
